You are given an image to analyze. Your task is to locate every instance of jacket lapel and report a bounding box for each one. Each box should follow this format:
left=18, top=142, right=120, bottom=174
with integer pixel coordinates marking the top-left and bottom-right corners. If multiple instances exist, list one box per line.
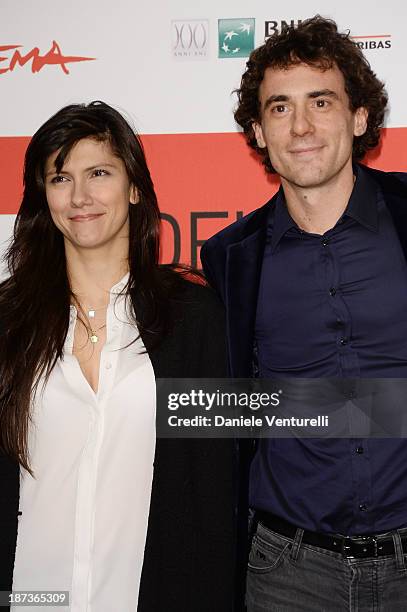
left=363, top=166, right=407, bottom=260
left=224, top=202, right=273, bottom=376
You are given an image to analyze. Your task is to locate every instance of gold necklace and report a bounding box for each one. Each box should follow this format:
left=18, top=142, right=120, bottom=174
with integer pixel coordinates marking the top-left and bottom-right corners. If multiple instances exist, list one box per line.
left=86, top=322, right=106, bottom=344
left=87, top=306, right=106, bottom=319
left=72, top=300, right=107, bottom=344
left=82, top=308, right=106, bottom=344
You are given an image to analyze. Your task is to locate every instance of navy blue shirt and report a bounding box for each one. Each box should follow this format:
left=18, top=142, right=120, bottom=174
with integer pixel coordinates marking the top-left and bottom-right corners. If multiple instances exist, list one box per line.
left=251, top=166, right=407, bottom=535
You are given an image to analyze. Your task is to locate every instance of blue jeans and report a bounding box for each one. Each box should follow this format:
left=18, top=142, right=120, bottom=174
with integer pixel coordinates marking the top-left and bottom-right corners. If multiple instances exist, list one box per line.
left=246, top=521, right=407, bottom=611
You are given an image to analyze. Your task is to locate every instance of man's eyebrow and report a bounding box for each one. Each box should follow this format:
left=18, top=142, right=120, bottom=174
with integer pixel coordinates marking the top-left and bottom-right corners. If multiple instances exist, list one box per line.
left=308, top=89, right=338, bottom=99
left=263, top=94, right=289, bottom=111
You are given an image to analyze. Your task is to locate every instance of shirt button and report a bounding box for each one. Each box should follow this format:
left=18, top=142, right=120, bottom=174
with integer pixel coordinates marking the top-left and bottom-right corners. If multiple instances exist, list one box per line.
left=105, top=362, right=112, bottom=370
left=322, top=238, right=329, bottom=247
left=356, top=447, right=364, bottom=454
left=340, top=338, right=348, bottom=346
left=329, top=287, right=336, bottom=296
left=359, top=504, right=367, bottom=512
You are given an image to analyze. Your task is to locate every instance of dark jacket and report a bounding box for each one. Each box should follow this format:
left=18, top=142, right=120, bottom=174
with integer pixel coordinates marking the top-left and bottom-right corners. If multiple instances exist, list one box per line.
left=0, top=281, right=237, bottom=611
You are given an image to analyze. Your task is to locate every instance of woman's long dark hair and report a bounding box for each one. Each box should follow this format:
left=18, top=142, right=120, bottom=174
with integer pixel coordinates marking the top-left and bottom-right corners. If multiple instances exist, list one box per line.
left=0, top=101, right=180, bottom=470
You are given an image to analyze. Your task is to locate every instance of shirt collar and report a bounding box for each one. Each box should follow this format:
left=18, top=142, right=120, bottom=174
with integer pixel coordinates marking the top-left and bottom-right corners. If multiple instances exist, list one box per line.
left=110, top=272, right=130, bottom=295
left=269, top=187, right=296, bottom=253
left=345, top=164, right=379, bottom=232
left=269, top=164, right=379, bottom=253
left=68, top=273, right=130, bottom=316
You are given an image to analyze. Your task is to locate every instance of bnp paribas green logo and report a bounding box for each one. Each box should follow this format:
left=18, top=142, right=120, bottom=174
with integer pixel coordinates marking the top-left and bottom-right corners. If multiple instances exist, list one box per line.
left=218, top=18, right=255, bottom=58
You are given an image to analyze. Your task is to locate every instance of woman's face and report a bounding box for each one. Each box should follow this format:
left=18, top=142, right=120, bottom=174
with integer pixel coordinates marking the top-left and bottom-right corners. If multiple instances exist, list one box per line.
left=44, top=138, right=137, bottom=253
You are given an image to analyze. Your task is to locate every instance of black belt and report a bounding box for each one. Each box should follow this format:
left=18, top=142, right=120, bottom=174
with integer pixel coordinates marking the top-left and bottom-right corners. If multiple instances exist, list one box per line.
left=256, top=511, right=407, bottom=559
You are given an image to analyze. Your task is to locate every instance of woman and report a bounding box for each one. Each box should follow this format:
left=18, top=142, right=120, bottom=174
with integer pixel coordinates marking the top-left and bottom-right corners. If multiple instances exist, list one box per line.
left=0, top=101, right=236, bottom=611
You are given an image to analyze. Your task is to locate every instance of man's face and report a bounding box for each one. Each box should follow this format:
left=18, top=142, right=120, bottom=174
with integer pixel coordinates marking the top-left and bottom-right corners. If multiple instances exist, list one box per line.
left=253, top=63, right=368, bottom=190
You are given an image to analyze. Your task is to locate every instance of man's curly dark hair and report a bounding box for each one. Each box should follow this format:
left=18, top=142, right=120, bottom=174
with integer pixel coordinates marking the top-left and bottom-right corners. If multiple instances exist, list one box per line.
left=234, top=15, right=388, bottom=173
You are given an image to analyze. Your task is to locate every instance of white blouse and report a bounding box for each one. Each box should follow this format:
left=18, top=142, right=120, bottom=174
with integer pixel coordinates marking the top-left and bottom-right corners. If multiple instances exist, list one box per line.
left=12, top=276, right=156, bottom=612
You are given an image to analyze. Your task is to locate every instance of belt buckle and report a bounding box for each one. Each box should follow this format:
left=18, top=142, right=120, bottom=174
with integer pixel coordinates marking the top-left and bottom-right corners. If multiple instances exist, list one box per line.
left=342, top=535, right=378, bottom=559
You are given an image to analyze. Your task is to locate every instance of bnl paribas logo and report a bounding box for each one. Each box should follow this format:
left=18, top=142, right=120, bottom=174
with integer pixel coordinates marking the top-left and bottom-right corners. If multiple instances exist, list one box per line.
left=218, top=18, right=255, bottom=58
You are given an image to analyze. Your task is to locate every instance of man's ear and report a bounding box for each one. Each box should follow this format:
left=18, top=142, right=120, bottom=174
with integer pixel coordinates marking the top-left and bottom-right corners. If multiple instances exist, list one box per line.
left=252, top=121, right=266, bottom=148
left=130, top=186, right=139, bottom=205
left=354, top=107, right=368, bottom=137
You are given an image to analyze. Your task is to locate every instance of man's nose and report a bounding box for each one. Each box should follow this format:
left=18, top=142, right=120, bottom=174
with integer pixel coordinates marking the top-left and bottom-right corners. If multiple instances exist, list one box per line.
left=290, top=106, right=314, bottom=137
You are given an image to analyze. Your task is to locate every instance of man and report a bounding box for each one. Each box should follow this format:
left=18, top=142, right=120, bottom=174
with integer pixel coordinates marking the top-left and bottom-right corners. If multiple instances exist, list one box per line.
left=201, top=16, right=407, bottom=612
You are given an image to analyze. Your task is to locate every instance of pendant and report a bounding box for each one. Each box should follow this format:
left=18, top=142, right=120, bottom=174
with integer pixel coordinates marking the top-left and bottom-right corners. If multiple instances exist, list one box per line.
left=89, top=334, right=98, bottom=343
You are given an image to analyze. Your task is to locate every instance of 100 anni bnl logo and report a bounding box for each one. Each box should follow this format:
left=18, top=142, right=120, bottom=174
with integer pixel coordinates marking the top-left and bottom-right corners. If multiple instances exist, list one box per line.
left=172, top=20, right=209, bottom=61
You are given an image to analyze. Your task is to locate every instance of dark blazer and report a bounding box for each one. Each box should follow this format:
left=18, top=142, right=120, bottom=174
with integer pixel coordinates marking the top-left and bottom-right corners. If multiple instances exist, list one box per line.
left=0, top=281, right=237, bottom=611
left=201, top=166, right=407, bottom=377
